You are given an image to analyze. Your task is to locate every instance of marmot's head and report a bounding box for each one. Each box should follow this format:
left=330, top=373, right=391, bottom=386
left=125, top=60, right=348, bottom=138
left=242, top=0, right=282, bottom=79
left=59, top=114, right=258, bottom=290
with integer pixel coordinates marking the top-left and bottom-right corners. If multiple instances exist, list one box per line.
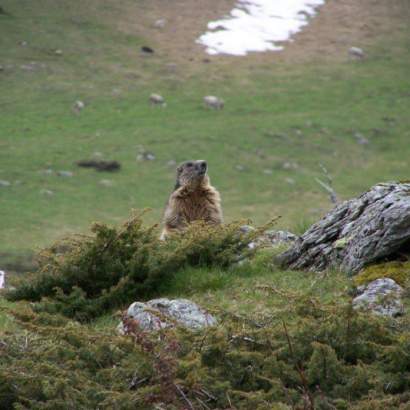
left=175, top=160, right=208, bottom=190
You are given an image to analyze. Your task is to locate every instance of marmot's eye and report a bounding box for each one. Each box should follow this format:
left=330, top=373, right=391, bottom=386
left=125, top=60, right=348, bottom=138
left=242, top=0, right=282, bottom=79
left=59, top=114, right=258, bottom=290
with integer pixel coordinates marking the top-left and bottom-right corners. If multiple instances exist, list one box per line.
left=186, top=162, right=193, bottom=167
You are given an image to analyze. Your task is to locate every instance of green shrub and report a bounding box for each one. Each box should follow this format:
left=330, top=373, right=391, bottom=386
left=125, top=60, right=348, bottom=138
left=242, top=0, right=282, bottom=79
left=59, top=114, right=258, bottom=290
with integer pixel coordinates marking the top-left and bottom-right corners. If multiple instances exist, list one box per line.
left=5, top=213, right=274, bottom=321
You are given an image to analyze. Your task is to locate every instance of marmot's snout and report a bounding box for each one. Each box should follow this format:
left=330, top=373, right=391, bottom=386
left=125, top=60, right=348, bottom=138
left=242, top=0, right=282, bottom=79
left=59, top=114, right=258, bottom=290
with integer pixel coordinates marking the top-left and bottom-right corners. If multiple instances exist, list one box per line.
left=196, top=160, right=207, bottom=176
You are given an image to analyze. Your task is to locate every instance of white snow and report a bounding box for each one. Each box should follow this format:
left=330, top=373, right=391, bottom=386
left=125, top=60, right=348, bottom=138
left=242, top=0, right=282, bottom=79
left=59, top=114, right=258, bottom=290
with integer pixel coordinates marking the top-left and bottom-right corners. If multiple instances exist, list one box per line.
left=197, top=0, right=325, bottom=56
left=0, top=271, right=5, bottom=289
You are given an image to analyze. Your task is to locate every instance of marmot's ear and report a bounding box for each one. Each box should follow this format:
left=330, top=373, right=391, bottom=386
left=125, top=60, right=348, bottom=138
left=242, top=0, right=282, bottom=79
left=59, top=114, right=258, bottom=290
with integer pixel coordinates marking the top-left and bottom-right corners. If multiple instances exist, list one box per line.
left=177, top=165, right=183, bottom=174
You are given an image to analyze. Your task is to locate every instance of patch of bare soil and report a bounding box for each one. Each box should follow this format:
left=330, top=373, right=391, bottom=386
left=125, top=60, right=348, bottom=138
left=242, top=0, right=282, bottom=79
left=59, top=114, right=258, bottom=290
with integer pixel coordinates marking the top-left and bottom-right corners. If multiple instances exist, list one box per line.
left=116, top=0, right=409, bottom=74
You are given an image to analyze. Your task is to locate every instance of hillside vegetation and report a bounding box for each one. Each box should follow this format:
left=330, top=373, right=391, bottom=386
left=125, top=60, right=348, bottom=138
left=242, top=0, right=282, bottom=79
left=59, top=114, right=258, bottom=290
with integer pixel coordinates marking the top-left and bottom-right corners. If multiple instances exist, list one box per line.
left=0, top=0, right=409, bottom=264
left=1, top=1, right=410, bottom=409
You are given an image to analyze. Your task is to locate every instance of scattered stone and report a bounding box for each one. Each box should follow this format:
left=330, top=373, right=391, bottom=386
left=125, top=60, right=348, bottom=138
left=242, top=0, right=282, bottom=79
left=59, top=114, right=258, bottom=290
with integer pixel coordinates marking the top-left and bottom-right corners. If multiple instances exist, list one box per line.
left=235, top=165, right=245, bottom=172
left=76, top=159, right=121, bottom=172
left=0, top=65, right=4, bottom=71
left=0, top=270, right=5, bottom=289
left=279, top=182, right=410, bottom=273
left=137, top=148, right=155, bottom=161
left=354, top=132, right=369, bottom=145
left=40, top=168, right=54, bottom=176
left=0, top=180, right=11, bottom=187
left=285, top=177, right=295, bottom=185
left=353, top=278, right=404, bottom=317
left=153, top=19, right=166, bottom=29
left=349, top=47, right=365, bottom=59
left=20, top=62, right=44, bottom=71
left=167, top=159, right=177, bottom=167
left=118, top=298, right=217, bottom=333
left=57, top=170, right=73, bottom=177
left=264, top=230, right=299, bottom=246
left=239, top=225, right=256, bottom=234
left=40, top=189, right=54, bottom=196
left=92, top=151, right=104, bottom=158
left=204, top=95, right=224, bottom=110
left=149, top=93, right=166, bottom=106
left=282, top=161, right=299, bottom=170
left=263, top=169, right=273, bottom=175
left=54, top=49, right=63, bottom=56
left=239, top=225, right=298, bottom=250
left=99, top=179, right=113, bottom=187
left=141, top=46, right=154, bottom=54
left=19, top=41, right=27, bottom=47
left=73, top=100, right=85, bottom=112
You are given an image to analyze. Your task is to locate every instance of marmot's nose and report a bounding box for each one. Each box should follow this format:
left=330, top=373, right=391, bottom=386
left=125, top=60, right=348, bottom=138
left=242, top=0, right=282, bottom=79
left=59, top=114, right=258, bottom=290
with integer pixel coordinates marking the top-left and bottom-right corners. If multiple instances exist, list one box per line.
left=197, top=160, right=207, bottom=172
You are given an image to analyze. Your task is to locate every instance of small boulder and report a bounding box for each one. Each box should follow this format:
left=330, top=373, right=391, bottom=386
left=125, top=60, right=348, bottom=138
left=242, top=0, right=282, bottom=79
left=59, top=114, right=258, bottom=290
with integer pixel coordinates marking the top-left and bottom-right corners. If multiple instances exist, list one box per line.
left=349, top=47, right=365, bottom=59
left=73, top=100, right=85, bottom=112
left=118, top=298, right=217, bottom=333
left=149, top=93, right=165, bottom=106
left=153, top=19, right=166, bottom=29
left=353, top=278, right=404, bottom=317
left=0, top=180, right=11, bottom=187
left=54, top=49, right=63, bottom=56
left=137, top=148, right=155, bottom=161
left=204, top=95, right=224, bottom=110
left=40, top=189, right=54, bottom=196
left=57, top=170, right=73, bottom=177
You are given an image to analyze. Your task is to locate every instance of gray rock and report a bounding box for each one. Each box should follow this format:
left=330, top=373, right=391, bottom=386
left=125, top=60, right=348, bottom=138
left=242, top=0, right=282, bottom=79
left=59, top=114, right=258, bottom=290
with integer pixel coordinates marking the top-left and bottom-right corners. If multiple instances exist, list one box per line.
left=137, top=150, right=155, bottom=161
left=153, top=19, right=166, bottom=29
left=353, top=278, right=404, bottom=317
left=99, top=179, right=113, bottom=187
left=57, top=170, right=73, bottom=177
left=54, top=49, right=63, bottom=56
left=40, top=189, right=54, bottom=196
left=349, top=47, right=365, bottom=59
left=265, top=230, right=299, bottom=245
left=73, top=100, right=85, bottom=112
left=278, top=182, right=410, bottom=273
left=204, top=95, right=224, bottom=110
left=282, top=161, right=299, bottom=170
left=354, top=132, right=369, bottom=145
left=240, top=225, right=298, bottom=250
left=0, top=180, right=11, bottom=187
left=118, top=298, right=217, bottom=333
left=149, top=93, right=165, bottom=106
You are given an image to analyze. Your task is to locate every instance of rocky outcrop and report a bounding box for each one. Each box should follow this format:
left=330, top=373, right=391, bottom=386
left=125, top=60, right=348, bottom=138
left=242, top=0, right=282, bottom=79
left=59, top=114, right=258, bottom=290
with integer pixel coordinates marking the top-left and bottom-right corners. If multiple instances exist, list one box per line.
left=278, top=182, right=410, bottom=273
left=353, top=278, right=404, bottom=317
left=118, top=298, right=217, bottom=333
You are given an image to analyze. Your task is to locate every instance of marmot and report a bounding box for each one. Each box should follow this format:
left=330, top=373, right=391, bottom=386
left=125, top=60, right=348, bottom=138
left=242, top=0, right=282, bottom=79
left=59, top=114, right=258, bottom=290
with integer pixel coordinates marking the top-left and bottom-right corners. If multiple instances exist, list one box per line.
left=160, top=160, right=223, bottom=239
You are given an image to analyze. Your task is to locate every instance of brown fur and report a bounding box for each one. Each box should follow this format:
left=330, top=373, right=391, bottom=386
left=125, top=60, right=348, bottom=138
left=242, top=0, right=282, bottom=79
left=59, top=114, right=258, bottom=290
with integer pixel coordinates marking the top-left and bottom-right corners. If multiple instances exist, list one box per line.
left=160, top=160, right=223, bottom=239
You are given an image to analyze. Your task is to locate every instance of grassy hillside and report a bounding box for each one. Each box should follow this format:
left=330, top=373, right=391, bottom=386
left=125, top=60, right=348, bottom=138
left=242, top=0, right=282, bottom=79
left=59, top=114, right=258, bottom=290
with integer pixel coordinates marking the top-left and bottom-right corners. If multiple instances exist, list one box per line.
left=0, top=0, right=409, bottom=266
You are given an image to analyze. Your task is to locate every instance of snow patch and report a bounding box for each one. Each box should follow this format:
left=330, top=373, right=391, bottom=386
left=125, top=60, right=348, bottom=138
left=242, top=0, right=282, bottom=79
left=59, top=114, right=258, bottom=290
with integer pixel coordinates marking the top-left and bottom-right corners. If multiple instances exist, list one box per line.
left=0, top=271, right=5, bottom=289
left=197, top=0, right=325, bottom=56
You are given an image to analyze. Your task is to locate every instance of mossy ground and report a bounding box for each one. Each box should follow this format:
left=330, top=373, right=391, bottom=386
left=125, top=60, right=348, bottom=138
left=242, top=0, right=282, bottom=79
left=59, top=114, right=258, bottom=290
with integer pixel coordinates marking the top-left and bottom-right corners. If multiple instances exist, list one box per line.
left=355, top=261, right=410, bottom=287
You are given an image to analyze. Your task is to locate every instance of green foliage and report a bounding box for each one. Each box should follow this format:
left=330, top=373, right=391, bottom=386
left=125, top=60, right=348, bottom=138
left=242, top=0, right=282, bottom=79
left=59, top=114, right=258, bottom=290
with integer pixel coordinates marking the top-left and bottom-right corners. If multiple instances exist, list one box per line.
left=5, top=214, right=272, bottom=321
left=355, top=261, right=410, bottom=287
left=1, top=289, right=410, bottom=409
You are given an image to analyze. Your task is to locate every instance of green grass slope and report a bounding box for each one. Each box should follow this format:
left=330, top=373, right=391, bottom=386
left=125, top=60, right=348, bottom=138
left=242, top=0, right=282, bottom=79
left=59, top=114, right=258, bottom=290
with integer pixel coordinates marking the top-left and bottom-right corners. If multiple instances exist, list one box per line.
left=0, top=0, right=409, bottom=264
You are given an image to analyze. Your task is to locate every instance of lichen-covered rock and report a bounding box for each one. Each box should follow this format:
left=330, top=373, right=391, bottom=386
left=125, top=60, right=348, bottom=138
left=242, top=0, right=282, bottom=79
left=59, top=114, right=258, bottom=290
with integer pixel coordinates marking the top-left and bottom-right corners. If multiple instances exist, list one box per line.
left=118, top=298, right=217, bottom=333
left=278, top=182, right=410, bottom=273
left=353, top=278, right=404, bottom=317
